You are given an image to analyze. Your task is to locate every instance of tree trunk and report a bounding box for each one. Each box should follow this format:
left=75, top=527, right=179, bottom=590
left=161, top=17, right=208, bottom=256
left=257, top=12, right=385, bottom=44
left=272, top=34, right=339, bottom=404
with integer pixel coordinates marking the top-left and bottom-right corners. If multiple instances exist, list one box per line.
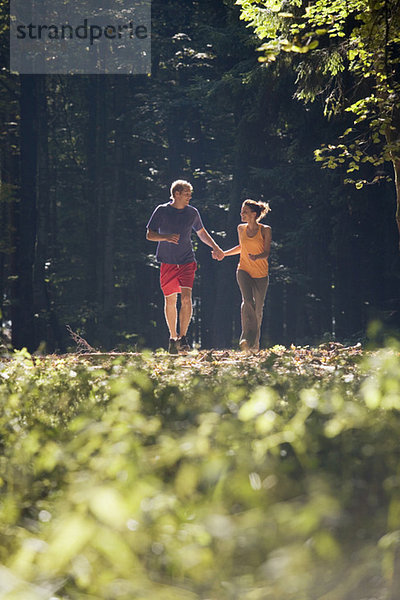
left=11, top=75, right=37, bottom=351
left=392, top=157, right=400, bottom=251
left=211, top=118, right=248, bottom=348
left=84, top=76, right=106, bottom=344
left=0, top=104, right=19, bottom=338
left=33, top=75, right=49, bottom=336
left=100, top=79, right=122, bottom=347
left=33, top=75, right=62, bottom=352
left=385, top=110, right=400, bottom=251
left=166, top=102, right=185, bottom=178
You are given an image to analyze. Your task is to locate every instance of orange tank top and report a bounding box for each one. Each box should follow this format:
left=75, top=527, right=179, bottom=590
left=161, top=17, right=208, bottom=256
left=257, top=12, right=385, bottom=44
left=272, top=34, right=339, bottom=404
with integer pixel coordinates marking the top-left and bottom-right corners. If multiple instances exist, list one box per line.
left=238, top=225, right=269, bottom=278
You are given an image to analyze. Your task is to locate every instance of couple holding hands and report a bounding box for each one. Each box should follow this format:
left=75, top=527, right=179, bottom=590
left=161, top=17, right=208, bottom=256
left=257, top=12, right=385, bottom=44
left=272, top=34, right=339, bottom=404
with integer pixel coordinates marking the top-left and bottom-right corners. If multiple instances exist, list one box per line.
left=146, top=180, right=271, bottom=354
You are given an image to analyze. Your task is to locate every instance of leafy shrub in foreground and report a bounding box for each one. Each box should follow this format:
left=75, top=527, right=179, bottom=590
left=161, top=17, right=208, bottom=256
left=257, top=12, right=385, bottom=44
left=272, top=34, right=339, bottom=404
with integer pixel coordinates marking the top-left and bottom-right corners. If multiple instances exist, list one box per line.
left=0, top=345, right=399, bottom=599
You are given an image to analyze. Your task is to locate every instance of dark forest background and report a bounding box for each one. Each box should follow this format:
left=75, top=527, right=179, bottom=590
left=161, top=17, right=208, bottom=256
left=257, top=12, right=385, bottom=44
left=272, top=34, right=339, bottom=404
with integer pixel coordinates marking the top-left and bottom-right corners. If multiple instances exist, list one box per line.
left=1, top=0, right=399, bottom=353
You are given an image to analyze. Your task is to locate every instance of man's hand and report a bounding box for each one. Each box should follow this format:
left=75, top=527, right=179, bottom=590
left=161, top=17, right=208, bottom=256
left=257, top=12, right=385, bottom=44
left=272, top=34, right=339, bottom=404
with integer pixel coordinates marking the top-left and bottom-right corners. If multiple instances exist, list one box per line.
left=249, top=253, right=257, bottom=261
left=165, top=233, right=180, bottom=244
left=212, top=248, right=224, bottom=261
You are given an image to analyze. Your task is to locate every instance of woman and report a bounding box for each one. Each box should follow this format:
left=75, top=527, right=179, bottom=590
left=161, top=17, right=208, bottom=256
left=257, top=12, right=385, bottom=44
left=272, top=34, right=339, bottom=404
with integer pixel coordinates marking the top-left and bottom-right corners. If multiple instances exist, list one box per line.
left=214, top=199, right=271, bottom=351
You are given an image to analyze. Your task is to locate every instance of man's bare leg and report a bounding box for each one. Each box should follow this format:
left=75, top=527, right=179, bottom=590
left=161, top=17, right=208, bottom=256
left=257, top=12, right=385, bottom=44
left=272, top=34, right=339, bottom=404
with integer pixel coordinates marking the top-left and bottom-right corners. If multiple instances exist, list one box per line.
left=179, top=287, right=193, bottom=337
left=164, top=293, right=178, bottom=338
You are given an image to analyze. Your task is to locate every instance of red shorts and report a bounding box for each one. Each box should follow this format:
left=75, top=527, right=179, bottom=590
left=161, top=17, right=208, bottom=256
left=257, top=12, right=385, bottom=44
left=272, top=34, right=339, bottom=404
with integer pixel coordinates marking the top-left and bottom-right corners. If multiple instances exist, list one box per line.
left=160, top=262, right=197, bottom=296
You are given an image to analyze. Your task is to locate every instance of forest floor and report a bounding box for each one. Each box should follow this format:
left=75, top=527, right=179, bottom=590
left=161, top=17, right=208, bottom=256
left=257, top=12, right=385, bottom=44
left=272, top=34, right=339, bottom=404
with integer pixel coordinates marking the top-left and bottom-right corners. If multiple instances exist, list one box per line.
left=24, top=341, right=365, bottom=367
left=29, top=341, right=367, bottom=378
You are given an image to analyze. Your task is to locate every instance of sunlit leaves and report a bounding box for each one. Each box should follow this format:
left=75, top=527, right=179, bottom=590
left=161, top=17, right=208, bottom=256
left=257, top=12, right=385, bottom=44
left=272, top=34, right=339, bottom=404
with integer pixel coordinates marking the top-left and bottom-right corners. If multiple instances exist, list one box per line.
left=237, top=0, right=400, bottom=199
left=0, top=343, right=400, bottom=597
left=238, top=386, right=277, bottom=421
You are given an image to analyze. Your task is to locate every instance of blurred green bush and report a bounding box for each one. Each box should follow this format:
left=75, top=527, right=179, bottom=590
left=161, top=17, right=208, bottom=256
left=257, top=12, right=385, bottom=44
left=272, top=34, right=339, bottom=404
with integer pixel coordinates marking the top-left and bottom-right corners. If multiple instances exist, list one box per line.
left=0, top=344, right=399, bottom=599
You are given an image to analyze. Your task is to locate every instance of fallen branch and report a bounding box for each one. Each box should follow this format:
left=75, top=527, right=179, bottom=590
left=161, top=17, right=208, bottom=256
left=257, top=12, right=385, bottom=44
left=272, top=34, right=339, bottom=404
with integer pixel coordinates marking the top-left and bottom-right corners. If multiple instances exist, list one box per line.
left=66, top=325, right=97, bottom=354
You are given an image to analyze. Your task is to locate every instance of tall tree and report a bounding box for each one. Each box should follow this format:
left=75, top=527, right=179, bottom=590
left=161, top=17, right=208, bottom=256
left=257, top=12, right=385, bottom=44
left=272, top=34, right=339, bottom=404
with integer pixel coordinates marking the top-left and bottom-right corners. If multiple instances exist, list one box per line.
left=11, top=75, right=37, bottom=351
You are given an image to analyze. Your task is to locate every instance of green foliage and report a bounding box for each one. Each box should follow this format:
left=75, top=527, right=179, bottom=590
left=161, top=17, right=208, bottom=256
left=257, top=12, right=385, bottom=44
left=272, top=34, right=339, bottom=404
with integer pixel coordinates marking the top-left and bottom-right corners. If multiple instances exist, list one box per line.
left=1, top=344, right=400, bottom=598
left=237, top=0, right=400, bottom=186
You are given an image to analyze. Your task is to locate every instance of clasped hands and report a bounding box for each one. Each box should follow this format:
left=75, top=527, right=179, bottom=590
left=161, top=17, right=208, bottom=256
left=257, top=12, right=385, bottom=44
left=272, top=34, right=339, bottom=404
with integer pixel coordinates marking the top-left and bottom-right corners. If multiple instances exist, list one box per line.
left=212, top=249, right=258, bottom=261
left=212, top=248, right=225, bottom=261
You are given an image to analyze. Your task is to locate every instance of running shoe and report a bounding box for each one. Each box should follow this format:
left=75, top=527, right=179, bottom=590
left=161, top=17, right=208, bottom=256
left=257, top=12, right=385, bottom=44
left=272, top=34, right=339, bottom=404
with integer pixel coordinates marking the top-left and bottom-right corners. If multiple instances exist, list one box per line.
left=168, top=338, right=179, bottom=354
left=239, top=339, right=249, bottom=351
left=179, top=335, right=191, bottom=351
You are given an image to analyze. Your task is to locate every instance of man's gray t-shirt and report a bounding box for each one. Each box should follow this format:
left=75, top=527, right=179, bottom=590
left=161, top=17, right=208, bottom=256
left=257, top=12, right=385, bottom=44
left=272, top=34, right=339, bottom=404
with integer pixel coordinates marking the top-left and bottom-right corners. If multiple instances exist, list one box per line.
left=147, top=202, right=204, bottom=264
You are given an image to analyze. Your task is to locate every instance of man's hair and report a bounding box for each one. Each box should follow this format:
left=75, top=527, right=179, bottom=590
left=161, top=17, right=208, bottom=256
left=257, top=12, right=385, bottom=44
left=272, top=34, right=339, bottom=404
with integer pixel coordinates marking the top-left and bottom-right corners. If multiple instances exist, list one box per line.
left=170, top=180, right=193, bottom=199
left=243, top=199, right=271, bottom=222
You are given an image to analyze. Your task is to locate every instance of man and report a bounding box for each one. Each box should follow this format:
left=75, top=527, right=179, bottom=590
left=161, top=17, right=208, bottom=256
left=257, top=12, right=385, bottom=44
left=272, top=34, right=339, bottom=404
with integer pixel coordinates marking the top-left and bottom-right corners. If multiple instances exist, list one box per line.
left=146, top=180, right=224, bottom=353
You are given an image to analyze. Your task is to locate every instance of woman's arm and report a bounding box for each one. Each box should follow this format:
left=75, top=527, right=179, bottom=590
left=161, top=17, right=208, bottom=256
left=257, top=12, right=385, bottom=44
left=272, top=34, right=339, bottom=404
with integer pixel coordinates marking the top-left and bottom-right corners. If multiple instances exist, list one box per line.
left=212, top=225, right=242, bottom=260
left=212, top=244, right=240, bottom=260
left=225, top=224, right=243, bottom=256
left=223, top=244, right=241, bottom=257
left=249, top=225, right=271, bottom=261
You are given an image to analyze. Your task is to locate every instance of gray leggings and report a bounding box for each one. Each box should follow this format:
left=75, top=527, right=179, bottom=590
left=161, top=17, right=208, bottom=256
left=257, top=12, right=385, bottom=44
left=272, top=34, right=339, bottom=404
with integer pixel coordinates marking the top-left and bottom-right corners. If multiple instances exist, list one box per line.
left=236, top=269, right=269, bottom=350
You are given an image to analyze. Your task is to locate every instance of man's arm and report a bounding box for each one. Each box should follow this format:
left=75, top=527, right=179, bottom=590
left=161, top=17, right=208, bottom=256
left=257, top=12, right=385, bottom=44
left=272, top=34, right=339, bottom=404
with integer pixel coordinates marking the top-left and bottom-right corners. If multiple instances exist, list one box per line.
left=146, top=228, right=180, bottom=244
left=196, top=227, right=224, bottom=259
